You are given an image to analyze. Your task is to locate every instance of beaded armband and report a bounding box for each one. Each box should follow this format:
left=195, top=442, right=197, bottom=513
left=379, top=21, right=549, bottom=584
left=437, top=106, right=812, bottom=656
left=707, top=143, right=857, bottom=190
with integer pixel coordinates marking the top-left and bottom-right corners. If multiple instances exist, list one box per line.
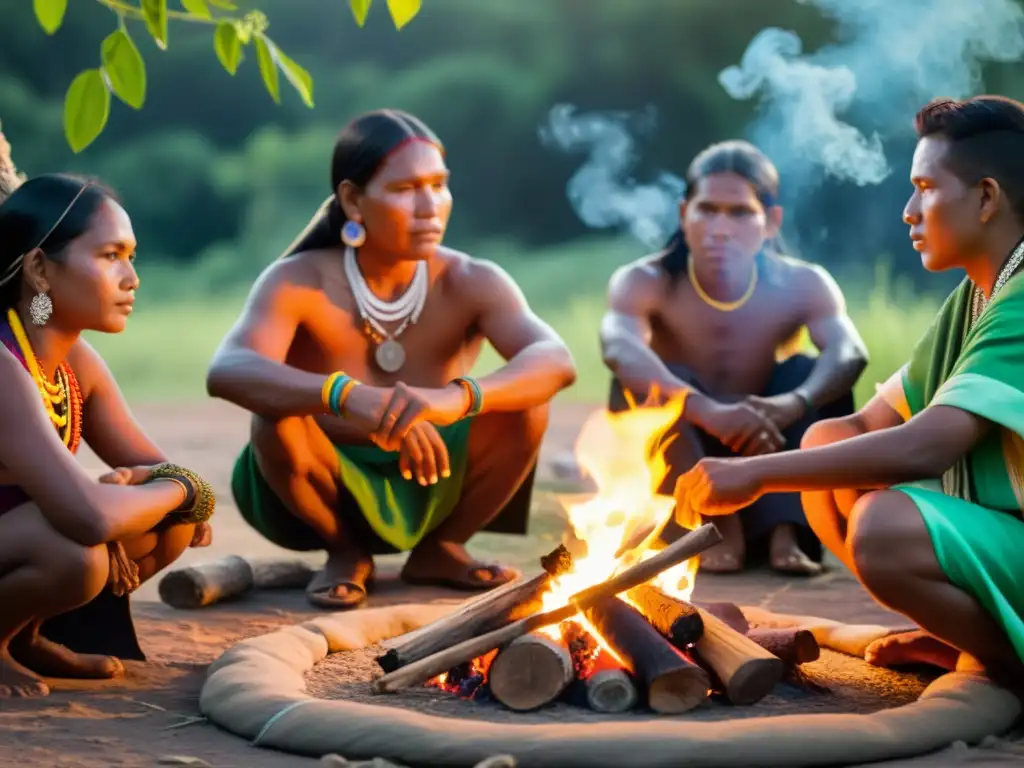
left=148, top=463, right=216, bottom=524
left=452, top=376, right=484, bottom=419
left=322, top=371, right=360, bottom=417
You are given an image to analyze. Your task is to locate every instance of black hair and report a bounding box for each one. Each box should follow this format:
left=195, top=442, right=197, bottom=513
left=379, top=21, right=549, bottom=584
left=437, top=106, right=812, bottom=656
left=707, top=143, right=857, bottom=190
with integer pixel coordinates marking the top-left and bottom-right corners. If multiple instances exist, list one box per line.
left=914, top=95, right=1024, bottom=220
left=658, top=140, right=784, bottom=281
left=0, top=173, right=118, bottom=309
left=281, top=109, right=443, bottom=259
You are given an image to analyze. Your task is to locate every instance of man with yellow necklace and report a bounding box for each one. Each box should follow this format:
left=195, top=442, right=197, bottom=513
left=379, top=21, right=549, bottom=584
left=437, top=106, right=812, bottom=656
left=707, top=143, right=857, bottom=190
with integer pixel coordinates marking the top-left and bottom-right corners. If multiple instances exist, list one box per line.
left=0, top=174, right=215, bottom=698
left=601, top=140, right=868, bottom=576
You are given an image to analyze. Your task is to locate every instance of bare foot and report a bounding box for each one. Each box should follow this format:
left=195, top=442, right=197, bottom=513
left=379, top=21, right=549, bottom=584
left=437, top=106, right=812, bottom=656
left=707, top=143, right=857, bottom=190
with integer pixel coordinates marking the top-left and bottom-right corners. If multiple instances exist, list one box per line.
left=769, top=524, right=823, bottom=576
left=10, top=626, right=123, bottom=680
left=0, top=650, right=50, bottom=698
left=402, top=540, right=521, bottom=591
left=864, top=630, right=960, bottom=671
left=699, top=514, right=745, bottom=573
left=306, top=548, right=375, bottom=610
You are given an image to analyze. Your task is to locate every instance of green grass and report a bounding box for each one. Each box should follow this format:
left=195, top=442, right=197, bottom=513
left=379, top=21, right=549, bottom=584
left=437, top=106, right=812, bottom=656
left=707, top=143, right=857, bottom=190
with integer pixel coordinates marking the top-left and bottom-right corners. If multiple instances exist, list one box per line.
left=85, top=239, right=943, bottom=407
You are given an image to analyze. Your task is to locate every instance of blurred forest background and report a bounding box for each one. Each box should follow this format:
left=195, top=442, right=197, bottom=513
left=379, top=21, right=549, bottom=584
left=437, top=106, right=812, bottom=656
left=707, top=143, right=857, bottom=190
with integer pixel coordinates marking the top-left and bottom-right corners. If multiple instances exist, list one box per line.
left=4, top=0, right=1024, bottom=404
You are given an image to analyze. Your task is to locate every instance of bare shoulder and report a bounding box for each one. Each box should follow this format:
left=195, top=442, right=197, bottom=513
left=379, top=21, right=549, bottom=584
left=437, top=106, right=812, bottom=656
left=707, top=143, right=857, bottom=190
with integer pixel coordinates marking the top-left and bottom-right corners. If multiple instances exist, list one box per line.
left=609, top=254, right=665, bottom=294
left=435, top=246, right=522, bottom=300
left=66, top=338, right=112, bottom=398
left=255, top=249, right=332, bottom=293
left=771, top=254, right=845, bottom=307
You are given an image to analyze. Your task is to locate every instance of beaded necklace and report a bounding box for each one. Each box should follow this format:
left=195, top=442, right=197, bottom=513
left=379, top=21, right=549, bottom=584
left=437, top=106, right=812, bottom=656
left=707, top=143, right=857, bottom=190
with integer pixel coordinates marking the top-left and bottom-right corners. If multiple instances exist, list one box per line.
left=5, top=308, right=83, bottom=453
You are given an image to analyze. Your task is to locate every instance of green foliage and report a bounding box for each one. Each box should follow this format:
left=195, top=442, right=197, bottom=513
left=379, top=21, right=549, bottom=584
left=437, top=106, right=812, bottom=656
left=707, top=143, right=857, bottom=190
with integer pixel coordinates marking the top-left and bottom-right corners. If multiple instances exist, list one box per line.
left=33, top=0, right=424, bottom=153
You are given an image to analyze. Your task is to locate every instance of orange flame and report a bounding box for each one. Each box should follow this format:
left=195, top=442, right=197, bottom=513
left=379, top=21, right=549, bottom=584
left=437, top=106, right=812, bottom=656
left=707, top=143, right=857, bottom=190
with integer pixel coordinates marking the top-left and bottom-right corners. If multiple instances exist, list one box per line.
left=539, top=394, right=701, bottom=652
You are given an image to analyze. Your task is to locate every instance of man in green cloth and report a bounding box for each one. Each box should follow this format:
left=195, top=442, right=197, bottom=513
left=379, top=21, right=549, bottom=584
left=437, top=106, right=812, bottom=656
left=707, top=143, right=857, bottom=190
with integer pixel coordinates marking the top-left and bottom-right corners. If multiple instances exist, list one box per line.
left=673, top=95, right=1024, bottom=688
left=206, top=110, right=577, bottom=610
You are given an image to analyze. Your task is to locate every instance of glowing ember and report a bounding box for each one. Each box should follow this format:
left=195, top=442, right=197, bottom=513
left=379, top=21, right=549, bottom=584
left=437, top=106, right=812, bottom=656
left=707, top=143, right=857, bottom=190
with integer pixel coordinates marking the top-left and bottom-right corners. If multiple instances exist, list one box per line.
left=541, top=394, right=700, bottom=652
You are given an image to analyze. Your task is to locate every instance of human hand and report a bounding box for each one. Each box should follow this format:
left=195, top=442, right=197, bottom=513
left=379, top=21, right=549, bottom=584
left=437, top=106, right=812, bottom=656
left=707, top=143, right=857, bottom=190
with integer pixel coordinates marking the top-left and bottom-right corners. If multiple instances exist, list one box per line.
left=370, top=382, right=467, bottom=450
left=189, top=521, right=213, bottom=548
left=98, top=465, right=154, bottom=485
left=744, top=392, right=807, bottom=432
left=674, top=457, right=764, bottom=522
left=687, top=399, right=785, bottom=456
left=398, top=422, right=452, bottom=486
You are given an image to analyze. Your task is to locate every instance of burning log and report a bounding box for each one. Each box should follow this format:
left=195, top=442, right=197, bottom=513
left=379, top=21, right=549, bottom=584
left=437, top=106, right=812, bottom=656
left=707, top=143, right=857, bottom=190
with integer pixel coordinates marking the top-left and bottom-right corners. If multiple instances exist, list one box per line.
left=585, top=596, right=709, bottom=714
left=377, top=545, right=574, bottom=673
left=692, top=608, right=785, bottom=706
left=371, top=522, right=723, bottom=694
left=157, top=556, right=316, bottom=609
left=625, top=584, right=704, bottom=647
left=747, top=628, right=820, bottom=666
left=488, top=632, right=575, bottom=711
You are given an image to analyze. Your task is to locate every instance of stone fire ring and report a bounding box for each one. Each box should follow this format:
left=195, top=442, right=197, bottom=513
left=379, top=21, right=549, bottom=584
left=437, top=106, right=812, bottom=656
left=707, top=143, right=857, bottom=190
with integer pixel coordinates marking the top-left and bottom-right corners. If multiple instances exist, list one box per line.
left=199, top=602, right=1021, bottom=767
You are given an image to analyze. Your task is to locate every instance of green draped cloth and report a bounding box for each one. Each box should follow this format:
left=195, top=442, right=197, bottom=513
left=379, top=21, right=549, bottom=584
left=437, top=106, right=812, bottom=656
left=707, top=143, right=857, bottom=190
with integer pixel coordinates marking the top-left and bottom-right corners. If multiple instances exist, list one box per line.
left=878, top=274, right=1024, bottom=662
left=231, top=419, right=473, bottom=553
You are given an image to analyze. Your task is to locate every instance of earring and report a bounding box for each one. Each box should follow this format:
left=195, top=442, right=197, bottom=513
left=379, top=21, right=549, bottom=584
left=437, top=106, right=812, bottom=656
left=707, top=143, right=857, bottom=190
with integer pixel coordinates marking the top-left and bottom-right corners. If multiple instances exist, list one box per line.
left=29, top=291, right=52, bottom=326
left=341, top=220, right=366, bottom=248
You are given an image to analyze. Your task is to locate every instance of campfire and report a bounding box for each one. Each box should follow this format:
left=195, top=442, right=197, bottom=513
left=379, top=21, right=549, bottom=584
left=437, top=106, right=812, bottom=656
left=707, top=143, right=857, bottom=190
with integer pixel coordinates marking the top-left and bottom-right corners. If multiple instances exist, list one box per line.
left=373, top=398, right=821, bottom=714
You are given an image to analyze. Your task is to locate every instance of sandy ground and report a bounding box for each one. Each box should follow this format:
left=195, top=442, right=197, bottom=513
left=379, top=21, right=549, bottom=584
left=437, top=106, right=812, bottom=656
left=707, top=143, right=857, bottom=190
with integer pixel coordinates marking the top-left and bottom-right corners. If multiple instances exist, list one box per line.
left=0, top=399, right=1022, bottom=767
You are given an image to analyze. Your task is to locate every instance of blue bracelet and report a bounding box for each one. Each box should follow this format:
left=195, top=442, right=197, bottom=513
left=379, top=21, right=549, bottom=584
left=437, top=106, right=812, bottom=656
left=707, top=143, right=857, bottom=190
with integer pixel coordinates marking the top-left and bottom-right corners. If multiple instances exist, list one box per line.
left=452, top=376, right=483, bottom=418
left=327, top=374, right=352, bottom=416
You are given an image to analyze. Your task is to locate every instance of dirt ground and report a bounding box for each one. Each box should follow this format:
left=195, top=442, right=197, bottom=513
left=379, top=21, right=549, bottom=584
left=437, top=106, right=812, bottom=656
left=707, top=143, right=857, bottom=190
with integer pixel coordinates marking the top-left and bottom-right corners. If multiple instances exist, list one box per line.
left=0, top=399, right=1022, bottom=768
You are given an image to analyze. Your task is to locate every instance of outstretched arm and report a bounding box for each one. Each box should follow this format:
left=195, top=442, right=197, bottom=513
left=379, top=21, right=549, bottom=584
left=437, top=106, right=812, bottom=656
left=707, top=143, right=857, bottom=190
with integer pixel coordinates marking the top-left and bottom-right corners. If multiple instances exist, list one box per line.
left=600, top=264, right=706, bottom=405
left=461, top=260, right=577, bottom=412
left=0, top=353, right=186, bottom=546
left=793, top=265, right=869, bottom=409
left=205, top=258, right=337, bottom=419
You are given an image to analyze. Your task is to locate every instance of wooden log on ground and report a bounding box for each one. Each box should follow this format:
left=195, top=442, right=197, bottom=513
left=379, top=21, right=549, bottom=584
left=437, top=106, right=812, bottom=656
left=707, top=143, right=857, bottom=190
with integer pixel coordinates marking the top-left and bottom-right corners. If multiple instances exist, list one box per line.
left=488, top=631, right=575, bottom=711
left=376, top=545, right=573, bottom=673
left=746, top=628, right=820, bottom=666
left=692, top=608, right=785, bottom=705
left=585, top=596, right=710, bottom=714
left=693, top=601, right=749, bottom=633
left=626, top=583, right=704, bottom=647
left=585, top=668, right=639, bottom=713
left=158, top=556, right=316, bottom=609
left=370, top=522, right=723, bottom=694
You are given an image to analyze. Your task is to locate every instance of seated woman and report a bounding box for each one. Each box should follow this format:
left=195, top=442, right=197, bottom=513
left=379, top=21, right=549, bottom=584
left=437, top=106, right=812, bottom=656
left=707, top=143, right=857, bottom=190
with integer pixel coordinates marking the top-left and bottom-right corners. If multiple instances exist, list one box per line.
left=206, top=109, right=577, bottom=611
left=0, top=174, right=216, bottom=698
left=673, top=96, right=1024, bottom=687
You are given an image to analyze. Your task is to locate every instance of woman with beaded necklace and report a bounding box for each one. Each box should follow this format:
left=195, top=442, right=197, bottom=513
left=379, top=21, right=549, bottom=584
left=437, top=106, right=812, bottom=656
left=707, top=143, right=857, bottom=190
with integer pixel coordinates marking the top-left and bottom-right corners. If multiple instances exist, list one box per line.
left=675, top=96, right=1024, bottom=689
left=0, top=174, right=216, bottom=698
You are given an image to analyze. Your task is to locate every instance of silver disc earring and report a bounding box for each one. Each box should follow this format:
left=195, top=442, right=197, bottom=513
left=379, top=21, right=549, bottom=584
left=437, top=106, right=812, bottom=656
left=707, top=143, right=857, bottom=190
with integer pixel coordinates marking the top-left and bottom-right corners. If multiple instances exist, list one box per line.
left=29, top=292, right=53, bottom=326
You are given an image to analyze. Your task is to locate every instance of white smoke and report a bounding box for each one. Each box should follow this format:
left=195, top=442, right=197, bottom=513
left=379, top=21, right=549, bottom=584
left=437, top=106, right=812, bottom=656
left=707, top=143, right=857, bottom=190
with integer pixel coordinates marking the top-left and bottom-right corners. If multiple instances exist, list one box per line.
left=538, top=104, right=685, bottom=249
left=721, top=0, right=1024, bottom=188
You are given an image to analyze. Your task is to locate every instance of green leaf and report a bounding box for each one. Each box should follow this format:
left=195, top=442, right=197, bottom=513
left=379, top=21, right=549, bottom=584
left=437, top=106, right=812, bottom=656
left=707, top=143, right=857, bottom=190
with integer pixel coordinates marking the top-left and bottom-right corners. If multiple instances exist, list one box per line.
left=254, top=35, right=279, bottom=104
left=101, top=29, right=146, bottom=109
left=64, top=69, right=111, bottom=153
left=180, top=0, right=211, bottom=19
left=349, top=0, right=372, bottom=27
left=274, top=46, right=314, bottom=108
left=141, top=0, right=169, bottom=50
left=213, top=21, right=242, bottom=75
left=206, top=0, right=237, bottom=8
left=386, top=0, right=421, bottom=29
left=33, top=0, right=67, bottom=34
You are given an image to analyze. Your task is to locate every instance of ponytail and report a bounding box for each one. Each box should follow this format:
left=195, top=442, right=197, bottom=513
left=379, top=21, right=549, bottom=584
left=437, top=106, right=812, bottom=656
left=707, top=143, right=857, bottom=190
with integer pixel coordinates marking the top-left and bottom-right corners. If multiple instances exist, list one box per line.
left=279, top=195, right=344, bottom=260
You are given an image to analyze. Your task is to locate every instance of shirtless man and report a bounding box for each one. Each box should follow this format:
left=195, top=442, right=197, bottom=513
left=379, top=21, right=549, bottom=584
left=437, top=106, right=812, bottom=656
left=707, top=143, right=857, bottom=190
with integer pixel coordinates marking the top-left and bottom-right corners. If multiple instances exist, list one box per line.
left=600, top=140, right=868, bottom=575
left=206, top=109, right=577, bottom=609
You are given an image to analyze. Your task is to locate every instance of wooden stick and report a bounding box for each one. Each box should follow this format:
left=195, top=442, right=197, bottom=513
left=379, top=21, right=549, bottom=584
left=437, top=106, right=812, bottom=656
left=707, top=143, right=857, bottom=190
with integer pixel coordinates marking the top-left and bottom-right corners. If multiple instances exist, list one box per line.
left=488, top=631, right=575, bottom=711
left=746, top=628, right=820, bottom=666
left=626, top=584, right=704, bottom=647
left=691, top=607, right=785, bottom=705
left=157, top=556, right=316, bottom=609
left=585, top=596, right=709, bottom=714
left=370, top=522, right=723, bottom=693
left=693, top=601, right=749, bottom=634
left=376, top=546, right=573, bottom=673
left=584, top=668, right=639, bottom=713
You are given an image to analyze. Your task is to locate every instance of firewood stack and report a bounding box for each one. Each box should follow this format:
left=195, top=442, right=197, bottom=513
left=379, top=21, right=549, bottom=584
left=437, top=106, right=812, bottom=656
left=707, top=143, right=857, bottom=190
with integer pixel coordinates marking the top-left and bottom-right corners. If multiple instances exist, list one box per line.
left=372, top=524, right=822, bottom=715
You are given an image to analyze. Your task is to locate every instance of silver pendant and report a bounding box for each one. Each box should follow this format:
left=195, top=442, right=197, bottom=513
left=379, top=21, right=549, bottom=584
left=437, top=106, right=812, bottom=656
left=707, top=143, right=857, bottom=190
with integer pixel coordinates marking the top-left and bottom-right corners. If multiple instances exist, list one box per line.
left=375, top=338, right=406, bottom=373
